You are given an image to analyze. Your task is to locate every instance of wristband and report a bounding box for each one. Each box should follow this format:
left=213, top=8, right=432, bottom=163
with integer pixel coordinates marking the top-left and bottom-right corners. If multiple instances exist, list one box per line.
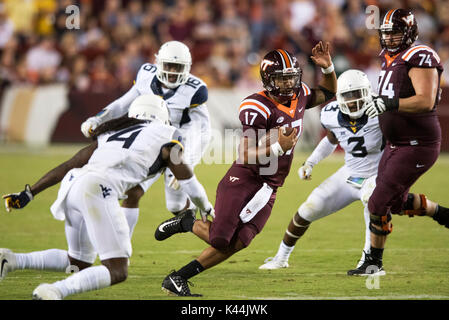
left=321, top=63, right=334, bottom=74
left=385, top=97, right=399, bottom=111
left=271, top=141, right=285, bottom=157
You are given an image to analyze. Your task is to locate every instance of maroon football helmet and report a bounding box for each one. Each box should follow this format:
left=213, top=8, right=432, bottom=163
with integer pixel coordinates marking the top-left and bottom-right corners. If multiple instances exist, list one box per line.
left=260, top=49, right=302, bottom=103
left=379, top=9, right=418, bottom=56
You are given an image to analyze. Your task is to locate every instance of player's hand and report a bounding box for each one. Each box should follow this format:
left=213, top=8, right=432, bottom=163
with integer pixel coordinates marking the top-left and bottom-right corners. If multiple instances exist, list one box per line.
left=365, top=94, right=387, bottom=118
left=310, top=41, right=332, bottom=69
left=278, top=127, right=298, bottom=153
left=2, top=184, right=34, bottom=212
left=200, top=203, right=215, bottom=222
left=81, top=117, right=100, bottom=138
left=298, top=162, right=313, bottom=180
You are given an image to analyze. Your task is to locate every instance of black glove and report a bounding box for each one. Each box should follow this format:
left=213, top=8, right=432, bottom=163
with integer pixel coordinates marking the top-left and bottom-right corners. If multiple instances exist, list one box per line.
left=2, top=184, right=34, bottom=212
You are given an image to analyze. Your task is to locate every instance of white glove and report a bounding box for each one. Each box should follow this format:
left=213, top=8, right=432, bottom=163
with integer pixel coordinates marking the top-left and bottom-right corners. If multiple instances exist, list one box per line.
left=298, top=162, right=313, bottom=180
left=81, top=117, right=101, bottom=138
left=200, top=203, right=215, bottom=222
left=365, top=95, right=387, bottom=118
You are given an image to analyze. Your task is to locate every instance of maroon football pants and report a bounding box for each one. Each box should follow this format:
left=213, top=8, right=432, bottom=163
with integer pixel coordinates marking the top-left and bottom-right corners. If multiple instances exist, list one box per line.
left=368, top=142, right=440, bottom=216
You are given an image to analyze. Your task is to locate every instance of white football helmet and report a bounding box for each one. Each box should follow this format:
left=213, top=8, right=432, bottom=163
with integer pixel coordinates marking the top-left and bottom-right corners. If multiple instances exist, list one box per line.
left=336, top=69, right=373, bottom=119
left=155, top=41, right=192, bottom=89
left=128, top=94, right=170, bottom=125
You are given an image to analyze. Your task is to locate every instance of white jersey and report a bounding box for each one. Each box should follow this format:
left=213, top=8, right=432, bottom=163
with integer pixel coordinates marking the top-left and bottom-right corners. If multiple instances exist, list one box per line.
left=87, top=121, right=182, bottom=195
left=100, top=63, right=210, bottom=165
left=320, top=101, right=384, bottom=177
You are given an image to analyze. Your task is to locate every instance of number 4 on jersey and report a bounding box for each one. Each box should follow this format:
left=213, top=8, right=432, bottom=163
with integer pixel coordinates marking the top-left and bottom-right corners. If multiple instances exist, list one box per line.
left=107, top=125, right=144, bottom=149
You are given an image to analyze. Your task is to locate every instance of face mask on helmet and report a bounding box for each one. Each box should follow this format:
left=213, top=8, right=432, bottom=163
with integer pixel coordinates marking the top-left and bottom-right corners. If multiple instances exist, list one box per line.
left=270, top=71, right=301, bottom=98
left=380, top=29, right=404, bottom=54
left=336, top=69, right=372, bottom=119
left=379, top=9, right=418, bottom=56
left=337, top=88, right=371, bottom=119
left=156, top=41, right=192, bottom=89
left=260, top=49, right=302, bottom=104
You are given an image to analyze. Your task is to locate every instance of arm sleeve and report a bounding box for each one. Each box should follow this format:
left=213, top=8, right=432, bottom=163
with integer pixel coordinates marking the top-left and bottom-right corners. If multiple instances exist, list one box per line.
left=178, top=175, right=211, bottom=212
left=305, top=136, right=338, bottom=166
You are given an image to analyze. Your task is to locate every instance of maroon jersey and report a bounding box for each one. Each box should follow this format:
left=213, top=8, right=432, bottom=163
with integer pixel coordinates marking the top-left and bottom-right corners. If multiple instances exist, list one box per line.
left=234, top=83, right=314, bottom=189
left=378, top=44, right=443, bottom=145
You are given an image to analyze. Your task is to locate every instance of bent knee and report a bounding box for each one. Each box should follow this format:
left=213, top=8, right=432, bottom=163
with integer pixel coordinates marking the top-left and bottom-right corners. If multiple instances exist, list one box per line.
left=210, top=237, right=230, bottom=251
left=108, top=266, right=128, bottom=284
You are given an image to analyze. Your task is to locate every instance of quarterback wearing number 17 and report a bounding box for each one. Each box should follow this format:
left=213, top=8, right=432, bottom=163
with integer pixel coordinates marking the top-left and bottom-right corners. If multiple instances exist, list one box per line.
left=154, top=43, right=337, bottom=296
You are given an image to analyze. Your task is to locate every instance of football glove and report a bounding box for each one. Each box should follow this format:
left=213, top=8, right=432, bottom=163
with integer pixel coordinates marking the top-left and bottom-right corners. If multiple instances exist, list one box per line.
left=3, top=184, right=34, bottom=212
left=81, top=116, right=101, bottom=138
left=298, top=162, right=313, bottom=180
left=200, top=203, right=215, bottom=222
left=365, top=95, right=387, bottom=118
left=366, top=94, right=399, bottom=118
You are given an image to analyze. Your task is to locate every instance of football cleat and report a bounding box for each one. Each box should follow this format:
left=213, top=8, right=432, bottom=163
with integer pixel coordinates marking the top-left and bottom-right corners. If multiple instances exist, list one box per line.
left=161, top=271, right=202, bottom=297
left=347, top=254, right=386, bottom=276
left=32, top=283, right=63, bottom=300
left=258, top=257, right=289, bottom=270
left=0, top=248, right=16, bottom=281
left=154, top=209, right=195, bottom=241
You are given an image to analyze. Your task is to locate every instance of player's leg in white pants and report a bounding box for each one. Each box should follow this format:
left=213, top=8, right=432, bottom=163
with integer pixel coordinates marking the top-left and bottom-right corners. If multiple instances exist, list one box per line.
left=34, top=174, right=131, bottom=300
left=121, top=172, right=161, bottom=239
left=357, top=175, right=377, bottom=267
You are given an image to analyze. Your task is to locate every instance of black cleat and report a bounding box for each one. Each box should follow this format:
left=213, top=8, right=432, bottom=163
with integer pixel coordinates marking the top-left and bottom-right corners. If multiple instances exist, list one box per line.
left=154, top=209, right=195, bottom=241
left=347, top=254, right=386, bottom=276
left=161, top=271, right=202, bottom=297
left=433, top=205, right=449, bottom=228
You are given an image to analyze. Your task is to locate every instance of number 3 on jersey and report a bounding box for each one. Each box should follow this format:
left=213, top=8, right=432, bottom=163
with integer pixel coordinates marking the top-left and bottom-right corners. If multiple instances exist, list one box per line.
left=378, top=70, right=395, bottom=99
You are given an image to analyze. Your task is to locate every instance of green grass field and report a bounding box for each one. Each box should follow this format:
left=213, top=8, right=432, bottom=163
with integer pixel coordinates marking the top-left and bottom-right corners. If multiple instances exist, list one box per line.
left=1, top=144, right=449, bottom=300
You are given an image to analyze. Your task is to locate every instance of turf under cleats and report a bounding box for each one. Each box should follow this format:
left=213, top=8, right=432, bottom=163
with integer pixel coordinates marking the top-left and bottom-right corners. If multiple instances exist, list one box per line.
left=154, top=209, right=195, bottom=241
left=161, top=271, right=202, bottom=297
left=347, top=254, right=386, bottom=276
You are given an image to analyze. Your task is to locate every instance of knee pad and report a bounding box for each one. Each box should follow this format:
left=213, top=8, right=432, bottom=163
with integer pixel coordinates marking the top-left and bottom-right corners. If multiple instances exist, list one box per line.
left=210, top=237, right=230, bottom=251
left=369, top=213, right=393, bottom=235
left=401, top=193, right=427, bottom=217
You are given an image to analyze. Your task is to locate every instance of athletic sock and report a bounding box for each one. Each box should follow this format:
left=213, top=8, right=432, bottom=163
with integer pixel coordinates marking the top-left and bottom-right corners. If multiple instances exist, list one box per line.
left=123, top=208, right=139, bottom=238
left=14, top=249, right=70, bottom=272
left=276, top=241, right=294, bottom=261
left=53, top=265, right=111, bottom=298
left=176, top=260, right=205, bottom=280
left=369, top=247, right=384, bottom=264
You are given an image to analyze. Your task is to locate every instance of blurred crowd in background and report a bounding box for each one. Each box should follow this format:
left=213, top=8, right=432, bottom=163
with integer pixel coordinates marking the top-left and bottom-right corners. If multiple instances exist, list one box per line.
left=1, top=0, right=449, bottom=96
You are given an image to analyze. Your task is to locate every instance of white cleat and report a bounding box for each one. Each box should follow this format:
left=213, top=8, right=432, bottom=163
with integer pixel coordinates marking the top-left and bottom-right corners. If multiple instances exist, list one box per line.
left=32, top=284, right=63, bottom=300
left=0, top=248, right=16, bottom=281
left=259, top=257, right=289, bottom=270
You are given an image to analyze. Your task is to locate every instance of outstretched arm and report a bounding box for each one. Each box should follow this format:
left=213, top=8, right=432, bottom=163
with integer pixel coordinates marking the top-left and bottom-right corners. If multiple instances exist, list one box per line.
left=3, top=142, right=97, bottom=212
left=298, top=130, right=338, bottom=180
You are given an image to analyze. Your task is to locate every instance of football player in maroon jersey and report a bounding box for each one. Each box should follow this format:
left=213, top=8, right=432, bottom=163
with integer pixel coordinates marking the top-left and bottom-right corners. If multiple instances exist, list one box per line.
left=155, top=42, right=338, bottom=296
left=348, top=9, right=449, bottom=276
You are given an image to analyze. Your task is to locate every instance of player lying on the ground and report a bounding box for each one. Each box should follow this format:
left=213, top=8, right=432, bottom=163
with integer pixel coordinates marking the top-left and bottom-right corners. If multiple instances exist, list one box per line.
left=1, top=95, right=214, bottom=300
left=259, top=69, right=449, bottom=274
left=153, top=43, right=338, bottom=296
